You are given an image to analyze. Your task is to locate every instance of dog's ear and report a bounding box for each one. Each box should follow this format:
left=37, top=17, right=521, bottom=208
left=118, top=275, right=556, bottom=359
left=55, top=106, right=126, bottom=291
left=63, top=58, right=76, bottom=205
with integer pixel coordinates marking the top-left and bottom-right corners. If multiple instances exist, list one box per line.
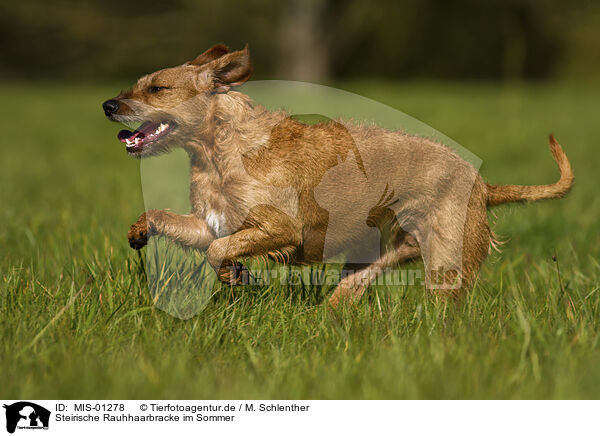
left=188, top=44, right=230, bottom=66
left=208, top=44, right=252, bottom=92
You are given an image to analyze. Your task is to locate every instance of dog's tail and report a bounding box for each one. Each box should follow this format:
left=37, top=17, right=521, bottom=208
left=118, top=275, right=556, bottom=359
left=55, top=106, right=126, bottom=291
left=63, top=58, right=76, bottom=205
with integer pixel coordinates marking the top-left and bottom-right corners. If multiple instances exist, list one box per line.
left=486, top=135, right=574, bottom=207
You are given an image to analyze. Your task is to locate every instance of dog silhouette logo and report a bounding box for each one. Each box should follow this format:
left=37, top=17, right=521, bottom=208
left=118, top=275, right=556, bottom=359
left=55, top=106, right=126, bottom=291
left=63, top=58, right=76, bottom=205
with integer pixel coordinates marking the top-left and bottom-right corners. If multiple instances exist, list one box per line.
left=3, top=402, right=50, bottom=433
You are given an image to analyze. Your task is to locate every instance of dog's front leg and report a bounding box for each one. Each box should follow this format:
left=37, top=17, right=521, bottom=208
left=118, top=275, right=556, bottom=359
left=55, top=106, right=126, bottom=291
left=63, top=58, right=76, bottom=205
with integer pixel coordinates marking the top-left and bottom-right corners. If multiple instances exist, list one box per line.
left=206, top=225, right=301, bottom=284
left=128, top=209, right=215, bottom=250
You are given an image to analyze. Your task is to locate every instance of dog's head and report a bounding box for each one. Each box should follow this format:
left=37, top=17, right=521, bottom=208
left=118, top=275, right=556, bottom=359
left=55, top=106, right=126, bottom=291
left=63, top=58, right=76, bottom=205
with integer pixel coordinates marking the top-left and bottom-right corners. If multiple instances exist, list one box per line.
left=102, top=44, right=252, bottom=157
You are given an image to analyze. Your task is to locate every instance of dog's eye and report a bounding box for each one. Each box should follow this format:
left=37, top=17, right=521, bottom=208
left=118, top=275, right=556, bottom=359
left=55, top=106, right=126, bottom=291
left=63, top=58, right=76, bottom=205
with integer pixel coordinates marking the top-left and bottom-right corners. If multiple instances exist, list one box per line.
left=148, top=86, right=169, bottom=93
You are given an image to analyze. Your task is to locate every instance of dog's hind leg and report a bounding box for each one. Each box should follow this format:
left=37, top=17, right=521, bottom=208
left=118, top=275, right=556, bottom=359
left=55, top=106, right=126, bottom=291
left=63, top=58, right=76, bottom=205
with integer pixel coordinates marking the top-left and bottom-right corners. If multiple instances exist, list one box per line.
left=328, top=234, right=420, bottom=308
left=456, top=186, right=491, bottom=294
left=423, top=184, right=491, bottom=298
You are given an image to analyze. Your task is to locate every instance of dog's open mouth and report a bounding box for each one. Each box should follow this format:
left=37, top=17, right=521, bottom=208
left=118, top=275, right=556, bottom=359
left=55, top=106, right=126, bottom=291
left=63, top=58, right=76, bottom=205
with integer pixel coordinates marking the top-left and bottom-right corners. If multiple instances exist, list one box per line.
left=118, top=121, right=175, bottom=152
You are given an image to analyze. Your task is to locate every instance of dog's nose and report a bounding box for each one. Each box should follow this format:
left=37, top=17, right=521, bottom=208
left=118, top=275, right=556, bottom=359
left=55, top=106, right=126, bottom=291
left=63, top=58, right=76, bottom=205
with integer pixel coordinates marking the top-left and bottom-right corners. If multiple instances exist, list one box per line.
left=102, top=99, right=120, bottom=116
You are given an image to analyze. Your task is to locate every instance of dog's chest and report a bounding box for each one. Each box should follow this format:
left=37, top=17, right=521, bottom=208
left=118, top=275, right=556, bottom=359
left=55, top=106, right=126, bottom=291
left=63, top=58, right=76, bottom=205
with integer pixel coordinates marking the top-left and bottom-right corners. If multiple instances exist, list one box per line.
left=204, top=210, right=228, bottom=238
left=191, top=169, right=256, bottom=239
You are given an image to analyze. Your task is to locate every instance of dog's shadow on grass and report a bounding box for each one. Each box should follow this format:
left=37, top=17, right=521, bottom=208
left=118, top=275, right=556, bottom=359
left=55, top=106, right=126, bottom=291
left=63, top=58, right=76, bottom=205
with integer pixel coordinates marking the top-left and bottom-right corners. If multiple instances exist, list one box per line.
left=131, top=241, right=433, bottom=321
left=208, top=262, right=333, bottom=307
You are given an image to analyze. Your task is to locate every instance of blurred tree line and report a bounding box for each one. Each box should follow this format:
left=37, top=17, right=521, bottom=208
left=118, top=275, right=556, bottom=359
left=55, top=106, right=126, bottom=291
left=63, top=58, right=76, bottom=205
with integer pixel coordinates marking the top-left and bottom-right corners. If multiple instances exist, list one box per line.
left=1, top=0, right=599, bottom=82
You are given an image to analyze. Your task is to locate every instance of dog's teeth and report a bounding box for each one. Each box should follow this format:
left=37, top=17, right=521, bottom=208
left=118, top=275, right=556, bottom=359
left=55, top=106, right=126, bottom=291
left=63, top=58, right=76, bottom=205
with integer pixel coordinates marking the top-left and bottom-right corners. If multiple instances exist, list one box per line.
left=153, top=123, right=168, bottom=136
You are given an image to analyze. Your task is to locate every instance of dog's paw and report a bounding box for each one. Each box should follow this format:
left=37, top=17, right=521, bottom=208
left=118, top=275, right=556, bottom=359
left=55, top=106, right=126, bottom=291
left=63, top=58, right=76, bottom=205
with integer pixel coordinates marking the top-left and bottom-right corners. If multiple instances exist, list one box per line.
left=328, top=277, right=365, bottom=309
left=128, top=213, right=151, bottom=250
left=217, top=262, right=251, bottom=285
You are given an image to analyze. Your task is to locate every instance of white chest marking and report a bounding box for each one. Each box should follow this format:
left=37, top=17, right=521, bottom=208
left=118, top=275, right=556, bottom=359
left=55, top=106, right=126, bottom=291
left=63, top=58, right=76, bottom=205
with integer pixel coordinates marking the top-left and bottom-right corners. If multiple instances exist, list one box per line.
left=205, top=211, right=227, bottom=237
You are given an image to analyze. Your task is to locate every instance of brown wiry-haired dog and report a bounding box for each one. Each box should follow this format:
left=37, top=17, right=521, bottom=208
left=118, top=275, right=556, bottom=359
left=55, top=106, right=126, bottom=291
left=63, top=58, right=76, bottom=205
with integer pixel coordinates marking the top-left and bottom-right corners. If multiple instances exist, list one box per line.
left=102, top=44, right=574, bottom=307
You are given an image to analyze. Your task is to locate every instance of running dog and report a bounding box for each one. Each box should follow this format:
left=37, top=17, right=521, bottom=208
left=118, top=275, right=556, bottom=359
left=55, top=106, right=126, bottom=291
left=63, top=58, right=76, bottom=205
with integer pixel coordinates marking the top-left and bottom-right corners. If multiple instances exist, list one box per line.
left=102, top=44, right=574, bottom=307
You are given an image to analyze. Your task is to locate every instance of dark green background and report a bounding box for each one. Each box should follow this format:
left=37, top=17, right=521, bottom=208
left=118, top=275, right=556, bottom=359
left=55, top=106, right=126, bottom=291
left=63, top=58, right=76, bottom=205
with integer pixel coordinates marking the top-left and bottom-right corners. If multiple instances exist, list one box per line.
left=2, top=0, right=599, bottom=82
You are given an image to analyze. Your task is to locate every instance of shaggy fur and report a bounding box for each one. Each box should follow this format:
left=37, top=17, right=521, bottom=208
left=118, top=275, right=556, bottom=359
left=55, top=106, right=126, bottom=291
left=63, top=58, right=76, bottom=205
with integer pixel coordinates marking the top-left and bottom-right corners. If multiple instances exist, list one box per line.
left=104, top=44, right=574, bottom=307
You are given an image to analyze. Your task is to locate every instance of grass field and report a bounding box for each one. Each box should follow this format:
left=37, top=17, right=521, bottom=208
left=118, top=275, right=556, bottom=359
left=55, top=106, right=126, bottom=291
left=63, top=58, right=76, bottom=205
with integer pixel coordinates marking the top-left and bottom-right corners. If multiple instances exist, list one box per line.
left=1, top=81, right=600, bottom=399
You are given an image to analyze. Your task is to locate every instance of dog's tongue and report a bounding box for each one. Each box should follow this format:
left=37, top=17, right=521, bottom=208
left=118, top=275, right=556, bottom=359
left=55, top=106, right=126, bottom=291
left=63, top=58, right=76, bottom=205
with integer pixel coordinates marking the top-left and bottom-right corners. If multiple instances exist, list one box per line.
left=117, top=121, right=159, bottom=143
